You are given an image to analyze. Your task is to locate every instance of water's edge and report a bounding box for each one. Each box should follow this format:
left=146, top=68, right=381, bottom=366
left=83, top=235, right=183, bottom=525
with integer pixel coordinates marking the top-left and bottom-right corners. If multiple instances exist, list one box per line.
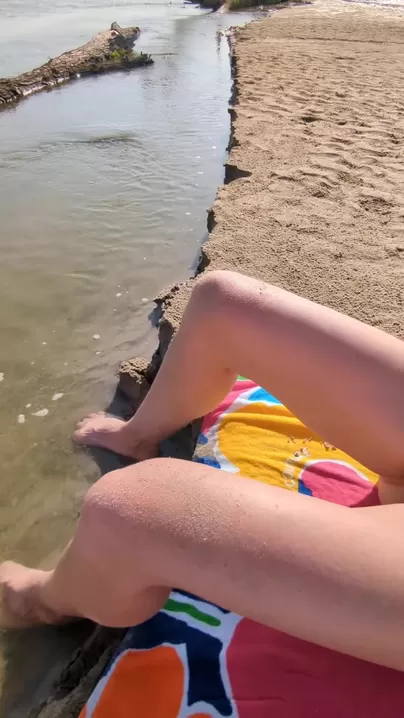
left=27, top=22, right=244, bottom=718
left=116, top=26, right=243, bottom=410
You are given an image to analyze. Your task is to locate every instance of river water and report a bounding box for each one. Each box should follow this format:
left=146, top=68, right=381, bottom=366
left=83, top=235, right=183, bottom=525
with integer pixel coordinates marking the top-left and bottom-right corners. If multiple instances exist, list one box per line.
left=0, top=1, right=255, bottom=713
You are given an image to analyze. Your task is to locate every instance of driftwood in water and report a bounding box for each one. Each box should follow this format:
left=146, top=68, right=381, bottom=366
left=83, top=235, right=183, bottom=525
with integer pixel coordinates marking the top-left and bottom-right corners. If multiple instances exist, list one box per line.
left=0, top=23, right=153, bottom=108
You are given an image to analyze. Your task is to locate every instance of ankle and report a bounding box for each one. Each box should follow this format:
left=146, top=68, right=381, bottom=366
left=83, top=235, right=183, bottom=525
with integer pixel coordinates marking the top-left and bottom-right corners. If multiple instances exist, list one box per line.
left=123, top=419, right=160, bottom=459
left=37, top=572, right=78, bottom=621
left=135, top=439, right=160, bottom=461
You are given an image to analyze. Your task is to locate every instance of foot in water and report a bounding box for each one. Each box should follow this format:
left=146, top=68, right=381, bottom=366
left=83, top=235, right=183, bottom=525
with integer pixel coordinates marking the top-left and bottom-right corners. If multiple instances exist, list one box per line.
left=74, top=412, right=159, bottom=460
left=0, top=561, right=67, bottom=628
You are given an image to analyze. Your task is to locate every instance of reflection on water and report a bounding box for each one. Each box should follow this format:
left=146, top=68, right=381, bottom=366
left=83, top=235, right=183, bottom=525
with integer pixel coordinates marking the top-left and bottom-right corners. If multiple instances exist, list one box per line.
left=0, top=0, right=254, bottom=713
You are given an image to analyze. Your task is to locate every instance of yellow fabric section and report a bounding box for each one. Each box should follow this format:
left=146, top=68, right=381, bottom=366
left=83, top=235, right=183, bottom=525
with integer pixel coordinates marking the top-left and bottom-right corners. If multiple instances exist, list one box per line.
left=217, top=402, right=378, bottom=490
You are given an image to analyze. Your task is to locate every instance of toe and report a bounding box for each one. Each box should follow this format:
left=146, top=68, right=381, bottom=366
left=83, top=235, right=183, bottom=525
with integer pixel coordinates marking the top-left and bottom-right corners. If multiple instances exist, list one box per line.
left=0, top=562, right=32, bottom=629
left=73, top=428, right=90, bottom=443
left=74, top=412, right=104, bottom=437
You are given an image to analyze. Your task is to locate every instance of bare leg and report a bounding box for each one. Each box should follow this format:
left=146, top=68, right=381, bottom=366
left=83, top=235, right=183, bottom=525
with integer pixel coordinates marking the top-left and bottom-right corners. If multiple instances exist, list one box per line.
left=75, top=271, right=404, bottom=493
left=3, top=459, right=404, bottom=671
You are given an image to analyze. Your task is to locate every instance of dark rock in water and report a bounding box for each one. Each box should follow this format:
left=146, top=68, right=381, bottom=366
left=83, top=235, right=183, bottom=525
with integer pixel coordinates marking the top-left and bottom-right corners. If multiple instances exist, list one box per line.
left=0, top=23, right=153, bottom=108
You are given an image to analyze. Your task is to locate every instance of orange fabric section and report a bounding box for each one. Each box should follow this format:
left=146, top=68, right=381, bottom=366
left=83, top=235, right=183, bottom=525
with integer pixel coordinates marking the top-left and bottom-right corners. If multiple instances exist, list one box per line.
left=89, top=647, right=184, bottom=718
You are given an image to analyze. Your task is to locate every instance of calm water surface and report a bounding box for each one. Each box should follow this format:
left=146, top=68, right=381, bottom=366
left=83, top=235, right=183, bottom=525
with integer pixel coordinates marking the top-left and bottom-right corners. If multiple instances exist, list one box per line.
left=0, top=0, right=254, bottom=712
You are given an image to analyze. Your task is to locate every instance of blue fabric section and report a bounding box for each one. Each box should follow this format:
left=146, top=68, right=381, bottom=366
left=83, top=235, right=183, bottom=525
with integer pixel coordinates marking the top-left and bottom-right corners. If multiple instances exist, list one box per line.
left=248, top=387, right=281, bottom=404
left=194, top=455, right=221, bottom=469
left=298, top=479, right=313, bottom=496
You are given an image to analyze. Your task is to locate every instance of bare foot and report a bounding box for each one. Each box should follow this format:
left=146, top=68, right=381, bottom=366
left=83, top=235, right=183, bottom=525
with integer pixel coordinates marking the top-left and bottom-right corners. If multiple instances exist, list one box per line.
left=0, top=561, right=66, bottom=629
left=74, top=412, right=158, bottom=460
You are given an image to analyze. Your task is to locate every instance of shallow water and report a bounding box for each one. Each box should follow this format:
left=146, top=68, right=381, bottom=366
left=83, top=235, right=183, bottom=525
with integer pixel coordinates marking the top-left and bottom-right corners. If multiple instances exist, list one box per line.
left=0, top=1, right=254, bottom=712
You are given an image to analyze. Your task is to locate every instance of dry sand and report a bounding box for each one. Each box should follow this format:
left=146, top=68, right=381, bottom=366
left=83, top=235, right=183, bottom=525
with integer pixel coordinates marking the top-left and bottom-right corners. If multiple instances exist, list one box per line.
left=38, top=2, right=404, bottom=714
left=209, top=0, right=404, bottom=335
left=121, top=0, right=404, bottom=392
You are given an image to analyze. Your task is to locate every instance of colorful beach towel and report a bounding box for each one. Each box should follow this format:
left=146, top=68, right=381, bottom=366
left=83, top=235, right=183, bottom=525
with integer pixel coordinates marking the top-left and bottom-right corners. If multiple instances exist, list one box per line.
left=80, top=379, right=404, bottom=718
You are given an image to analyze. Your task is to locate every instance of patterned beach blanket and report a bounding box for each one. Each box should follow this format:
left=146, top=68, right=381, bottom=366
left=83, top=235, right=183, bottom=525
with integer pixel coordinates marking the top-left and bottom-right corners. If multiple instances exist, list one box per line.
left=80, top=379, right=404, bottom=718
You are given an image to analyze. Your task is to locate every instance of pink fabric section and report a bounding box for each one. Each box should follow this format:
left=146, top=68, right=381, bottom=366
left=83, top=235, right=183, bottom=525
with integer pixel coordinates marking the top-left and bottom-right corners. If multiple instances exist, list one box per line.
left=201, top=380, right=256, bottom=433
left=299, top=460, right=380, bottom=506
left=228, top=619, right=404, bottom=718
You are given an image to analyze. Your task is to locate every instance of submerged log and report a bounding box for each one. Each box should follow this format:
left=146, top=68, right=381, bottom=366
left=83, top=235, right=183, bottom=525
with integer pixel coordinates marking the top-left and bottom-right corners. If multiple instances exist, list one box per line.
left=0, top=23, right=153, bottom=108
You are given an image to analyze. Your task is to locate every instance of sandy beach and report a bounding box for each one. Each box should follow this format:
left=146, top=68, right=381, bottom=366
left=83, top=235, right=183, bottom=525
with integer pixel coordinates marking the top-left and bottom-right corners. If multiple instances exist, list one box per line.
left=28, top=0, right=404, bottom=714
left=140, top=0, right=404, bottom=374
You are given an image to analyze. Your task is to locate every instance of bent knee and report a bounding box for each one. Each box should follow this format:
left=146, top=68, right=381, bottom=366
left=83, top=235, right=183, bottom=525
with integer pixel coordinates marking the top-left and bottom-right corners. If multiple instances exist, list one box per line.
left=193, top=270, right=246, bottom=306
left=191, top=270, right=280, bottom=336
left=82, top=458, right=188, bottom=523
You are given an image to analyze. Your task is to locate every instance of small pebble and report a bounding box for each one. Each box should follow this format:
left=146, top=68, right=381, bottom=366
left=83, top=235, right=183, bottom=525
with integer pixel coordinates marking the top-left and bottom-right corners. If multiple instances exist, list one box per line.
left=33, top=408, right=49, bottom=417
left=18, top=414, right=25, bottom=424
left=64, top=362, right=68, bottom=366
left=141, top=298, right=148, bottom=304
left=93, top=334, right=100, bottom=340
left=196, top=156, right=201, bottom=159
left=30, top=361, right=35, bottom=366
left=116, top=292, right=122, bottom=297
left=186, top=212, right=191, bottom=216
left=26, top=403, right=32, bottom=408
left=0, top=373, right=4, bottom=382
left=212, top=145, right=217, bottom=150
left=52, top=393, right=64, bottom=401
left=197, top=171, right=204, bottom=175
left=42, top=342, right=47, bottom=346
left=95, top=351, right=101, bottom=355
